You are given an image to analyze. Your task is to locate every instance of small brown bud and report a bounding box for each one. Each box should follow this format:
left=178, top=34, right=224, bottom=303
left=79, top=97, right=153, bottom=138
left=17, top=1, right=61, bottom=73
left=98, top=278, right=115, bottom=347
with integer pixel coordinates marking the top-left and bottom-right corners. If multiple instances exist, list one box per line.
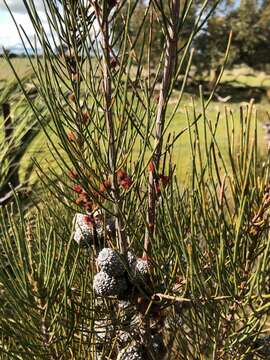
left=67, top=131, right=77, bottom=142
left=82, top=112, right=90, bottom=124
left=68, top=93, right=76, bottom=102
left=99, top=179, right=111, bottom=192
left=73, top=184, right=83, bottom=193
left=117, top=169, right=127, bottom=181
left=110, top=57, right=117, bottom=68
left=68, top=170, right=77, bottom=179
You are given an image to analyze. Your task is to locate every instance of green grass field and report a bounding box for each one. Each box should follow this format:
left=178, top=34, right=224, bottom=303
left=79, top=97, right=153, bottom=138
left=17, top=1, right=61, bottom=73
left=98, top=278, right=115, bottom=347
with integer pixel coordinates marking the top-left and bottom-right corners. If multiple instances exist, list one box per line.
left=18, top=97, right=267, bottom=186
left=221, top=66, right=270, bottom=88
left=1, top=58, right=270, bottom=186
left=0, top=58, right=31, bottom=81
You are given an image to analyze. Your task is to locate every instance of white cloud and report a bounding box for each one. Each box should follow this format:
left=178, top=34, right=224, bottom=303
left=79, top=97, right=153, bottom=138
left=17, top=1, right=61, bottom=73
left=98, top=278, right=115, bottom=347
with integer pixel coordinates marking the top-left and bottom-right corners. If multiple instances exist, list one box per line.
left=0, top=0, right=48, bottom=49
left=0, top=0, right=45, bottom=14
left=0, top=1, right=95, bottom=51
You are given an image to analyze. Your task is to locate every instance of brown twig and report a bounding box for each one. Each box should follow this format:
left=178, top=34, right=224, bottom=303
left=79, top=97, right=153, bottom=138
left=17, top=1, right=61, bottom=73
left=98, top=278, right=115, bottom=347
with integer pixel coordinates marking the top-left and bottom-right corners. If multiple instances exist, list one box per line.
left=152, top=293, right=232, bottom=303
left=99, top=2, right=128, bottom=254
left=144, top=0, right=180, bottom=257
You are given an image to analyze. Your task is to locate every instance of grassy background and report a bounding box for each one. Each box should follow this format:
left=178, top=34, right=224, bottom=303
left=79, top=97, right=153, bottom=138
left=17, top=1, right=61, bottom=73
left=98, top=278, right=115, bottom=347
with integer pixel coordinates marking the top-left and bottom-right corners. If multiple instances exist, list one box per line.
left=0, top=58, right=270, bottom=185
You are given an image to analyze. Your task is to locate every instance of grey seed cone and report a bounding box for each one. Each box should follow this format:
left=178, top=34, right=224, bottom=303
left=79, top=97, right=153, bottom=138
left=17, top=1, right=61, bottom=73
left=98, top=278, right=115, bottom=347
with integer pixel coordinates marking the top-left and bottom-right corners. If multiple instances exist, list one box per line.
left=93, top=271, right=127, bottom=297
left=135, top=258, right=149, bottom=276
left=127, top=252, right=149, bottom=281
left=127, top=251, right=137, bottom=267
left=97, top=248, right=125, bottom=276
left=129, top=258, right=150, bottom=282
left=73, top=213, right=94, bottom=246
left=117, top=345, right=144, bottom=360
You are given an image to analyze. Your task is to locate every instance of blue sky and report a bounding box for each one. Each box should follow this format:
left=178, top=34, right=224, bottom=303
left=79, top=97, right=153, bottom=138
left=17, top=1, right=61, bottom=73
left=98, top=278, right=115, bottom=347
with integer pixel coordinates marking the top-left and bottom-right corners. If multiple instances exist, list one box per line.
left=0, top=0, right=46, bottom=50
left=0, top=0, right=244, bottom=51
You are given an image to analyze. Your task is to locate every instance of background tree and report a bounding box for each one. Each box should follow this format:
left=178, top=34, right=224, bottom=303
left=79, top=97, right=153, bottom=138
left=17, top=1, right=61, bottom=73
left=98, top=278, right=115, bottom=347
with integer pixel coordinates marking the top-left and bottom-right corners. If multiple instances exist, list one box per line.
left=194, top=0, right=270, bottom=79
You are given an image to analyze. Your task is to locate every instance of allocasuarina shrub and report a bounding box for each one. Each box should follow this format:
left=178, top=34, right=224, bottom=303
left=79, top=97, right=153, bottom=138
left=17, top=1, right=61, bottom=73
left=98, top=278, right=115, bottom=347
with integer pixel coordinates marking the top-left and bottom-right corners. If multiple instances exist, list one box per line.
left=1, top=0, right=270, bottom=359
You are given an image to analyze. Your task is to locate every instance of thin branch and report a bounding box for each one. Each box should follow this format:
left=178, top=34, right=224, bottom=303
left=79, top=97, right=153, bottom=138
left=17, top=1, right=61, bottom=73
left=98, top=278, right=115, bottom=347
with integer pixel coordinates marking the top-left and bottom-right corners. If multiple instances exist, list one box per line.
left=144, top=0, right=180, bottom=256
left=99, top=1, right=128, bottom=254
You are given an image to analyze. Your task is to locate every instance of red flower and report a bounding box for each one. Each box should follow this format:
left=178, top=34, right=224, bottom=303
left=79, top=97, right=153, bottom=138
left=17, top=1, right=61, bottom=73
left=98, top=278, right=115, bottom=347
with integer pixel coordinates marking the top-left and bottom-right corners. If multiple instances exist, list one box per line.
left=74, top=185, right=92, bottom=210
left=83, top=215, right=94, bottom=225
left=99, top=179, right=111, bottom=193
left=68, top=170, right=78, bottom=179
left=117, top=169, right=127, bottom=181
left=116, top=169, right=132, bottom=189
left=73, top=184, right=82, bottom=193
left=120, top=176, right=132, bottom=190
left=75, top=195, right=84, bottom=205
left=159, top=175, right=169, bottom=187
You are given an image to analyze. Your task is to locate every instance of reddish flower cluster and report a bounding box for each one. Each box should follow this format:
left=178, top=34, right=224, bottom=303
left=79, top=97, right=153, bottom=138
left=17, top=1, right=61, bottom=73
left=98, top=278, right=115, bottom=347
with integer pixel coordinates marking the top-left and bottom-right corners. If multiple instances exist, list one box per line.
left=68, top=170, right=78, bottom=179
left=98, top=170, right=132, bottom=193
left=69, top=168, right=132, bottom=213
left=117, top=169, right=132, bottom=190
left=70, top=180, right=91, bottom=210
left=73, top=184, right=82, bottom=193
left=83, top=214, right=94, bottom=226
left=76, top=191, right=91, bottom=210
left=99, top=179, right=111, bottom=193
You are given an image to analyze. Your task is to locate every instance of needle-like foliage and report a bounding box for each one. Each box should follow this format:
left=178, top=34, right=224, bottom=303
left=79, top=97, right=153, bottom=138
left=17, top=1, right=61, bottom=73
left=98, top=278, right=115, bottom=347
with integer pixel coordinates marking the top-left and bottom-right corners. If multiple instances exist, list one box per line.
left=1, top=0, right=270, bottom=359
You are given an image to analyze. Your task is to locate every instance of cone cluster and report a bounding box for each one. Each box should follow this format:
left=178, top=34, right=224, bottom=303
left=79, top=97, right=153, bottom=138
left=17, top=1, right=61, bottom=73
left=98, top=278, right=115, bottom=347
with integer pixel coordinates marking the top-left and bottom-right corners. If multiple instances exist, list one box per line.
left=93, top=248, right=150, bottom=299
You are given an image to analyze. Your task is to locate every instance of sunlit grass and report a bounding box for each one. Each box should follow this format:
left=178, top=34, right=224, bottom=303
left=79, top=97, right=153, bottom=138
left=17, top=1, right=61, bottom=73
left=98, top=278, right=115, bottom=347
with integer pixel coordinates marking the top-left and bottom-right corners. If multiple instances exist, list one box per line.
left=19, top=96, right=268, bottom=186
left=1, top=59, right=269, bottom=185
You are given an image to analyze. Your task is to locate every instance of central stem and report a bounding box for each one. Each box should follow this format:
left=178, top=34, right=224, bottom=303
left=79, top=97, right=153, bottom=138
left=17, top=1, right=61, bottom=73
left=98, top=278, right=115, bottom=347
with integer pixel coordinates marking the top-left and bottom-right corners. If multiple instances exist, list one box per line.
left=144, top=0, right=180, bottom=257
left=101, top=5, right=128, bottom=254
